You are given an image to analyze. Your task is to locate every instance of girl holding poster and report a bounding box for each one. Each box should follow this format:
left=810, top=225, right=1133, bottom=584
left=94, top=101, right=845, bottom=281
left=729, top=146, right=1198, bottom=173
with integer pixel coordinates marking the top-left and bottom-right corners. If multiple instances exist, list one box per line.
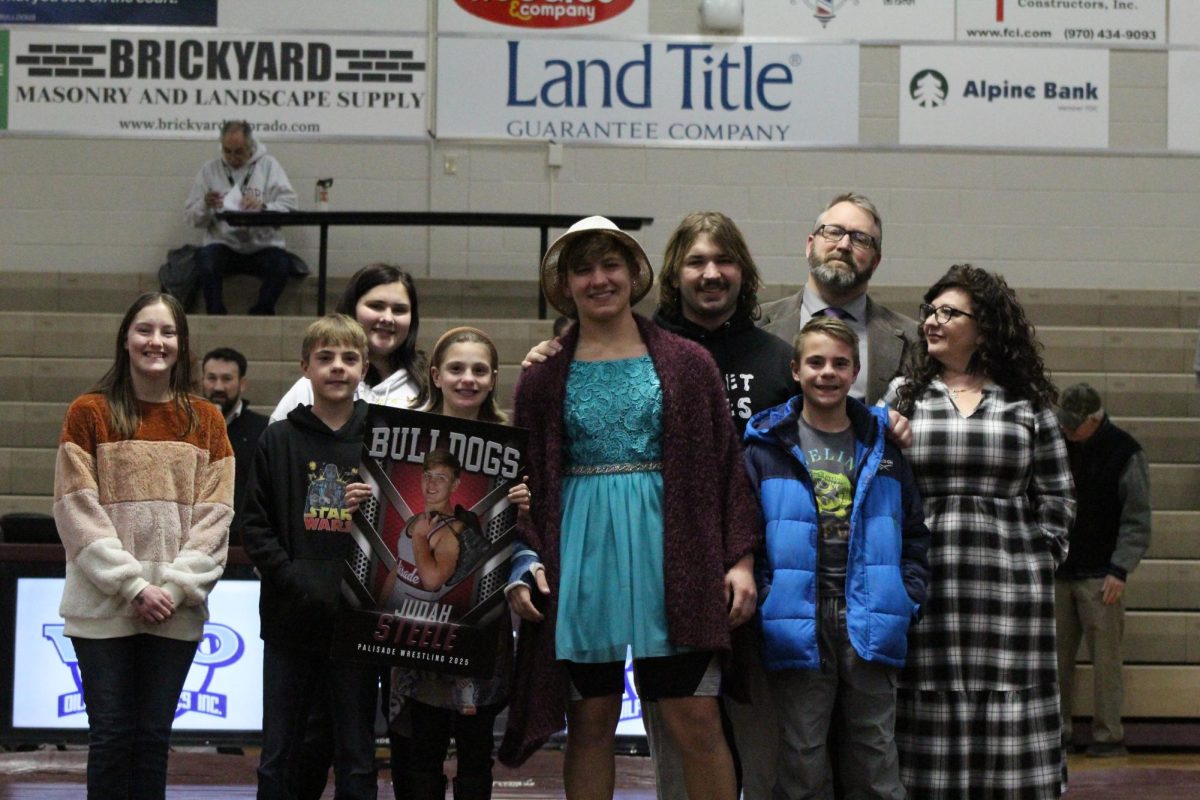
left=390, top=326, right=530, bottom=800
left=500, top=217, right=760, bottom=800
left=53, top=292, right=234, bottom=798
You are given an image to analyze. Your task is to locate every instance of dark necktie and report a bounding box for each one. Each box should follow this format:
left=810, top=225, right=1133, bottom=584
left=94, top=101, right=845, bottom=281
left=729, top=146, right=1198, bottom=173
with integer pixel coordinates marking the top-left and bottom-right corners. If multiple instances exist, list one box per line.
left=820, top=307, right=847, bottom=320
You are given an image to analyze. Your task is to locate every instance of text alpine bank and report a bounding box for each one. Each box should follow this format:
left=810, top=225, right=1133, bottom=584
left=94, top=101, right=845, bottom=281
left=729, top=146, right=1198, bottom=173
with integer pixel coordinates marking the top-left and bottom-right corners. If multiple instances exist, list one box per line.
left=436, top=37, right=858, bottom=146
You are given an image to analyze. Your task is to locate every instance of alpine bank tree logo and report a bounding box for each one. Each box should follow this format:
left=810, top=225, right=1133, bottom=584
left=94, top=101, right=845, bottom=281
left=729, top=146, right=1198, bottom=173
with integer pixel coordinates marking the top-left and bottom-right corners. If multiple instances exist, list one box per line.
left=454, top=0, right=637, bottom=29
left=909, top=68, right=948, bottom=108
left=42, top=622, right=246, bottom=719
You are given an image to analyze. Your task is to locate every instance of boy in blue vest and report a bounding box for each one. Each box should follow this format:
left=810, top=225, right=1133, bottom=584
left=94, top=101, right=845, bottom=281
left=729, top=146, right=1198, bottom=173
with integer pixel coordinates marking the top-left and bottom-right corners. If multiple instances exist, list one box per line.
left=742, top=316, right=930, bottom=800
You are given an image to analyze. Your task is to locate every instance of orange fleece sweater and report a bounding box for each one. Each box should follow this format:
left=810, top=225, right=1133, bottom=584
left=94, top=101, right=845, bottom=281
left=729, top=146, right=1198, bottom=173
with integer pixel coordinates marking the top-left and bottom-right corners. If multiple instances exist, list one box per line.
left=53, top=393, right=234, bottom=641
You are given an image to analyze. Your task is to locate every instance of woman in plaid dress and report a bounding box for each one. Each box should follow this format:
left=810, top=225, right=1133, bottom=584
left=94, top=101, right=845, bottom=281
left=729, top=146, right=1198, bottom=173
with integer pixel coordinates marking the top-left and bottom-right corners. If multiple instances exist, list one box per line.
left=887, top=265, right=1076, bottom=799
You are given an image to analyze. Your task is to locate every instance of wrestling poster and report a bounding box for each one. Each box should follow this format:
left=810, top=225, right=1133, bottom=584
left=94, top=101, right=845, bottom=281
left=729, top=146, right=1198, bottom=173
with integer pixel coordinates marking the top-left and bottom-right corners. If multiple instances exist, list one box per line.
left=331, top=405, right=527, bottom=678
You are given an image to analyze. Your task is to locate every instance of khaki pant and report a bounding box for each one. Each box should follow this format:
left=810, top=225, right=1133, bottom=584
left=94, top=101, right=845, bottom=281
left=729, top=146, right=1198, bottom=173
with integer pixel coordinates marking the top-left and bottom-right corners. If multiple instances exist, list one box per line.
left=1055, top=577, right=1126, bottom=745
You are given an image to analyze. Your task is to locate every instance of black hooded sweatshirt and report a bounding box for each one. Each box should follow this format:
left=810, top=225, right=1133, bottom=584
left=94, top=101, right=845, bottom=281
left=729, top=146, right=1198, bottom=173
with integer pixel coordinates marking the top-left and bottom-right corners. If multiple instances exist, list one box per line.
left=652, top=309, right=796, bottom=433
left=242, top=400, right=368, bottom=652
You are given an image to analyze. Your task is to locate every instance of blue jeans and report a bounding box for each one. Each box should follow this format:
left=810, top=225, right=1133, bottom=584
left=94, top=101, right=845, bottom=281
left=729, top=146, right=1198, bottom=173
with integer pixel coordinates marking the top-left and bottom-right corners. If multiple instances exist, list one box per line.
left=196, top=243, right=291, bottom=315
left=71, top=634, right=199, bottom=800
left=258, top=641, right=378, bottom=800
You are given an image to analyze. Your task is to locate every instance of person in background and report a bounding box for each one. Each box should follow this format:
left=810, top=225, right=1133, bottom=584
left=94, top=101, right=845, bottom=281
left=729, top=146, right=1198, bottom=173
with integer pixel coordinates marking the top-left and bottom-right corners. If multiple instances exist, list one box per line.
left=1054, top=382, right=1151, bottom=758
left=54, top=292, right=234, bottom=798
left=183, top=120, right=298, bottom=315
left=201, top=346, right=269, bottom=544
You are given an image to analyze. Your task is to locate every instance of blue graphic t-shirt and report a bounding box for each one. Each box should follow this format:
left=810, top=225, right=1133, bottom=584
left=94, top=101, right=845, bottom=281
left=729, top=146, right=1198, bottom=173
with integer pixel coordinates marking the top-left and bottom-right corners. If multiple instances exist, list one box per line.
left=797, top=417, right=856, bottom=598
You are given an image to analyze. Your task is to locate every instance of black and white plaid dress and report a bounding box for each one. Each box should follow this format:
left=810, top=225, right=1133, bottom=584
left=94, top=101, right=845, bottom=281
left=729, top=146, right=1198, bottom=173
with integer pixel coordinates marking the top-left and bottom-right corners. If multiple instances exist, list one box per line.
left=886, top=379, right=1075, bottom=799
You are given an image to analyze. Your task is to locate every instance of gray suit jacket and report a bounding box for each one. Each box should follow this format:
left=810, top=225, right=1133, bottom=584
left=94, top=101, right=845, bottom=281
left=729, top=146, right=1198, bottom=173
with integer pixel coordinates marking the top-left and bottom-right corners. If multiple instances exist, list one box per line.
left=758, top=292, right=918, bottom=405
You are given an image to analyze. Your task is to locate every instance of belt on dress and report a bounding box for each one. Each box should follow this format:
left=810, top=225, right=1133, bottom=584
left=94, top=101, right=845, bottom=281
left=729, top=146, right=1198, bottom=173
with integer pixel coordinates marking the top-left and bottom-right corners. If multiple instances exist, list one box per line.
left=564, top=461, right=663, bottom=476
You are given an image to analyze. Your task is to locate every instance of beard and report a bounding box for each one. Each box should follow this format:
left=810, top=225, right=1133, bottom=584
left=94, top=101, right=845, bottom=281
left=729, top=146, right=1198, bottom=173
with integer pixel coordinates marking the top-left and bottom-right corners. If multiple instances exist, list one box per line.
left=808, top=250, right=875, bottom=294
left=207, top=392, right=237, bottom=416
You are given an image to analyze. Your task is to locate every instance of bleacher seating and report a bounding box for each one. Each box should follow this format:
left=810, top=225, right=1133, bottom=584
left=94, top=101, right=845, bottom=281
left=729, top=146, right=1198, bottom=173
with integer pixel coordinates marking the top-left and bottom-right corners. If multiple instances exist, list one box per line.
left=2, top=273, right=1197, bottom=736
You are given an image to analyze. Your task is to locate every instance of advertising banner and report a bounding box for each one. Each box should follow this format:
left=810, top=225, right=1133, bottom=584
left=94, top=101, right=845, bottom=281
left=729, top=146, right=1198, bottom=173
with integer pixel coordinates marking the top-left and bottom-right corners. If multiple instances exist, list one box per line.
left=956, top=0, right=1165, bottom=47
left=1, top=28, right=428, bottom=138
left=0, top=0, right=217, bottom=26
left=219, top=1, right=427, bottom=33
left=899, top=45, right=1108, bottom=149
left=0, top=0, right=427, bottom=31
left=743, top=0, right=954, bottom=43
left=438, top=0, right=647, bottom=35
left=330, top=406, right=526, bottom=679
left=436, top=36, right=859, bottom=146
left=12, top=579, right=263, bottom=732
left=1169, top=2, right=1200, bottom=46
left=1168, top=50, right=1200, bottom=151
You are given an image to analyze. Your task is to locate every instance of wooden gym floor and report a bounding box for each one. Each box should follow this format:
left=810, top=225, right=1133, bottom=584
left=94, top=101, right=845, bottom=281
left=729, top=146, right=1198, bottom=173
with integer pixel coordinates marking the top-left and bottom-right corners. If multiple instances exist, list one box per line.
left=1, top=746, right=1199, bottom=799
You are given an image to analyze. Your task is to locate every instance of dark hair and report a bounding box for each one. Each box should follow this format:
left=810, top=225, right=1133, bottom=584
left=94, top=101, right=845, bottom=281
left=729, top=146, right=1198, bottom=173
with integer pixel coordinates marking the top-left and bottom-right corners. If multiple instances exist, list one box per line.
left=423, top=449, right=462, bottom=479
left=658, top=211, right=762, bottom=321
left=556, top=233, right=640, bottom=319
left=94, top=292, right=197, bottom=440
left=202, top=347, right=248, bottom=377
left=335, top=263, right=428, bottom=406
left=894, top=264, right=1057, bottom=415
left=428, top=327, right=507, bottom=424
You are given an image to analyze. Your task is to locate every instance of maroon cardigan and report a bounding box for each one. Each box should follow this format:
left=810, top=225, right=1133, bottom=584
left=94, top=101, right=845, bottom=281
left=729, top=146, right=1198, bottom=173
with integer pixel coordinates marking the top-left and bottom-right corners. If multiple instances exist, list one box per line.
left=498, top=314, right=762, bottom=766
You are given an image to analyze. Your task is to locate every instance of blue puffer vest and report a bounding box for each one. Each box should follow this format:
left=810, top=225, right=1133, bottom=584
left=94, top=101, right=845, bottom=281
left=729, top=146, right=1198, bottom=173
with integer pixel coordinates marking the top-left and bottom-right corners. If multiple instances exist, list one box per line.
left=743, top=397, right=921, bottom=670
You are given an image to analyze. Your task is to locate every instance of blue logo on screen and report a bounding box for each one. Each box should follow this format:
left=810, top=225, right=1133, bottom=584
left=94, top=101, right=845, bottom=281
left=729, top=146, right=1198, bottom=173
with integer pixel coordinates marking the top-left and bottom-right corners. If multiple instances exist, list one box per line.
left=41, top=622, right=245, bottom=720
left=620, top=660, right=641, bottom=723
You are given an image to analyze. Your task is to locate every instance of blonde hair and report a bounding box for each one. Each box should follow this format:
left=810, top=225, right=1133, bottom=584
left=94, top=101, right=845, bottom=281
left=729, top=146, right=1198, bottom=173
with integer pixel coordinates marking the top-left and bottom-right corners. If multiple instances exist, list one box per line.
left=301, top=314, right=369, bottom=362
left=793, top=316, right=861, bottom=370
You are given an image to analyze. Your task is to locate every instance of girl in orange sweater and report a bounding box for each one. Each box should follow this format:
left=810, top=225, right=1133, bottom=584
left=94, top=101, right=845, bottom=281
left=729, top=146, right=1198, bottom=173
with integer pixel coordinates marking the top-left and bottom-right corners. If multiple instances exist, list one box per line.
left=53, top=292, right=234, bottom=799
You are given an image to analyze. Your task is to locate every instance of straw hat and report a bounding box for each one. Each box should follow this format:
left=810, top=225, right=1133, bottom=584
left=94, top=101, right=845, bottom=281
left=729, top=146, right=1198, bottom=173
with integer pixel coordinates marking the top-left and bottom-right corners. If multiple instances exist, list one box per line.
left=539, top=216, right=654, bottom=316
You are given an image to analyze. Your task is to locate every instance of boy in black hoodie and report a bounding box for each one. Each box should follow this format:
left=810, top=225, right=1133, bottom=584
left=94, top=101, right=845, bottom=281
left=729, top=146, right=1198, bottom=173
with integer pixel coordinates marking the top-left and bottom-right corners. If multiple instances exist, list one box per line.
left=243, top=314, right=379, bottom=800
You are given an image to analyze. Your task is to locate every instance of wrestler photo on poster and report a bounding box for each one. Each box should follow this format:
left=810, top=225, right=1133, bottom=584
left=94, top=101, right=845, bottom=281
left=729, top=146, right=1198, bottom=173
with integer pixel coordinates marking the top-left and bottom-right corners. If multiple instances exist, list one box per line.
left=331, top=405, right=527, bottom=678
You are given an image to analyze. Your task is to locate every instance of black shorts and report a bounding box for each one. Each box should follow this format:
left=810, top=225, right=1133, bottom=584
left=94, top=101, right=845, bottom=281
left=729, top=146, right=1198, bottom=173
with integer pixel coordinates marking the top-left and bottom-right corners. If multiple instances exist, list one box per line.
left=565, top=650, right=721, bottom=702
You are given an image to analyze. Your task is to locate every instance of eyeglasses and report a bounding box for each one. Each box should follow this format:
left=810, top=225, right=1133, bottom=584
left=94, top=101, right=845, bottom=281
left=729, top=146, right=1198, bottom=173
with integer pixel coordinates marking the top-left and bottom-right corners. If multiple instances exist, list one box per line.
left=813, top=224, right=878, bottom=252
left=919, top=304, right=976, bottom=325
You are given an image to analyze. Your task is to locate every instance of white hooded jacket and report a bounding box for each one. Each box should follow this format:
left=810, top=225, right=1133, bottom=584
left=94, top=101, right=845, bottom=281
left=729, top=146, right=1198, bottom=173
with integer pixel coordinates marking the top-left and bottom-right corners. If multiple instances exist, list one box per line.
left=183, top=141, right=298, bottom=253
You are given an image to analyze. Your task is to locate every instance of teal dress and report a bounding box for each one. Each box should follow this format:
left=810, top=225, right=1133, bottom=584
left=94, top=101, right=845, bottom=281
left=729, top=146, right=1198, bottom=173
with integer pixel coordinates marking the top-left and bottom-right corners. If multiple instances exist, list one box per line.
left=555, top=355, right=684, bottom=664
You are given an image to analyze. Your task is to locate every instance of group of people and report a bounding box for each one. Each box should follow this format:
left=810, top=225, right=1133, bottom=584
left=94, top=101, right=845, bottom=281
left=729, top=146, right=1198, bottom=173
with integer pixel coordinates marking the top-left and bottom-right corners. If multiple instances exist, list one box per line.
left=52, top=189, right=1153, bottom=800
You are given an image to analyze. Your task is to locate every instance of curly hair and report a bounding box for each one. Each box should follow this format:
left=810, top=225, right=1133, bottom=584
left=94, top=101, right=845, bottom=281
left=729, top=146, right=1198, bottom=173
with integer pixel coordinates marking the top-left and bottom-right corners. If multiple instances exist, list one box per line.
left=893, top=264, right=1057, bottom=415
